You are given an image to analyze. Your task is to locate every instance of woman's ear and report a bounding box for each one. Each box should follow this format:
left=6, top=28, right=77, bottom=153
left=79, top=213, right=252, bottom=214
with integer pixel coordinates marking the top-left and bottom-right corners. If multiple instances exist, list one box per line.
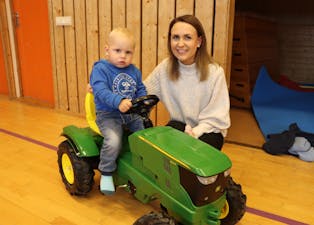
left=197, top=36, right=202, bottom=47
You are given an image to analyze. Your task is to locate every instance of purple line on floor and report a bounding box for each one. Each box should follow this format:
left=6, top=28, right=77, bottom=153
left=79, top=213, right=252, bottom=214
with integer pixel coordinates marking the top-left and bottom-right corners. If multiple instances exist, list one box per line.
left=246, top=207, right=309, bottom=225
left=0, top=128, right=310, bottom=225
left=0, top=128, right=58, bottom=151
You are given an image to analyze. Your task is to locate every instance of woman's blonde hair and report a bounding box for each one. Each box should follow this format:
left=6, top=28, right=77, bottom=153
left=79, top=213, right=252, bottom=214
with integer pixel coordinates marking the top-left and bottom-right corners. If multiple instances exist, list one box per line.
left=167, top=15, right=213, bottom=81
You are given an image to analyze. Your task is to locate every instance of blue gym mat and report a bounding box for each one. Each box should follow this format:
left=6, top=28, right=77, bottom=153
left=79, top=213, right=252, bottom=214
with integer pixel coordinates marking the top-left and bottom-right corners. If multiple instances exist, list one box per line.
left=251, top=66, right=314, bottom=139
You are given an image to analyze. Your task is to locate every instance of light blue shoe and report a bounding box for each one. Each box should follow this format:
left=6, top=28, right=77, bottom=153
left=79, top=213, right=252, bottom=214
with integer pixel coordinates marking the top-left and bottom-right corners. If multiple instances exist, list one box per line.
left=100, top=175, right=115, bottom=195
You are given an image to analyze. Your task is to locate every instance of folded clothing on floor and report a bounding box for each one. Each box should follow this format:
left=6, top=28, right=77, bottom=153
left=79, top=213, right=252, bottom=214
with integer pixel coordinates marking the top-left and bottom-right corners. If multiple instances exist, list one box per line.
left=263, top=123, right=314, bottom=162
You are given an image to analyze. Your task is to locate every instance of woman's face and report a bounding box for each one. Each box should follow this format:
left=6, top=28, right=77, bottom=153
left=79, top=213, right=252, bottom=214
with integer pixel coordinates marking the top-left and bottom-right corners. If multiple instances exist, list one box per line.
left=170, top=22, right=202, bottom=65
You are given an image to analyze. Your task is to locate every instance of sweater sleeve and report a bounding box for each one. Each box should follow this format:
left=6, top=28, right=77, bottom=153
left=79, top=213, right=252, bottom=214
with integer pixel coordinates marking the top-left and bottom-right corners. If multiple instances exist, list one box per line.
left=192, top=66, right=231, bottom=138
left=134, top=69, right=147, bottom=98
left=90, top=66, right=123, bottom=109
left=143, top=62, right=163, bottom=98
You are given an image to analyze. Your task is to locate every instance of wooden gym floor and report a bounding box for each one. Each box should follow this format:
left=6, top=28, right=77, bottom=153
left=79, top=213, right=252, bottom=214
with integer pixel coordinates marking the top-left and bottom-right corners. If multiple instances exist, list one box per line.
left=226, top=107, right=265, bottom=149
left=0, top=94, right=313, bottom=225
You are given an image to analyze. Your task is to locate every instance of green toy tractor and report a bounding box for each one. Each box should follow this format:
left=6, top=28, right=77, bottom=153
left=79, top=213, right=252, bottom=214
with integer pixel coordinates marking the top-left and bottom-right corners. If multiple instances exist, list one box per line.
left=57, top=93, right=246, bottom=225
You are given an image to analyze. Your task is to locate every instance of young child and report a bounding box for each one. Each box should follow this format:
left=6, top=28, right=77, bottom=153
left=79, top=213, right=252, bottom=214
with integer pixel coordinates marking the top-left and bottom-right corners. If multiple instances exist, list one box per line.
left=90, top=27, right=147, bottom=195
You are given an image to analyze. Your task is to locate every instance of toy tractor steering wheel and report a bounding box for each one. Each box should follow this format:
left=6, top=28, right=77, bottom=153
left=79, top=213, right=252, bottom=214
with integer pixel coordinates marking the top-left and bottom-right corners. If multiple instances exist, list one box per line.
left=126, top=95, right=159, bottom=128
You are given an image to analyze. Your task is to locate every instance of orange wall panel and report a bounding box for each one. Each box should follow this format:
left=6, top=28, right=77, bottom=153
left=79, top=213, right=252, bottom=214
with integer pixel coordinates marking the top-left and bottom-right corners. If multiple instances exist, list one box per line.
left=0, top=36, right=8, bottom=94
left=13, top=0, right=54, bottom=105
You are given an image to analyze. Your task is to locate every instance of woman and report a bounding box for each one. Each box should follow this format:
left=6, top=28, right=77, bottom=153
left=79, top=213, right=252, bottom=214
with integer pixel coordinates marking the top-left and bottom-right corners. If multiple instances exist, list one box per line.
left=144, top=14, right=230, bottom=150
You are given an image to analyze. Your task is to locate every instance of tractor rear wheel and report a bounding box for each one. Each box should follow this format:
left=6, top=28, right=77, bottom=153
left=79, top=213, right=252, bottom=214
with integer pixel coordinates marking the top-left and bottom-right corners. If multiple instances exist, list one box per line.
left=220, top=177, right=247, bottom=225
left=57, top=140, right=94, bottom=195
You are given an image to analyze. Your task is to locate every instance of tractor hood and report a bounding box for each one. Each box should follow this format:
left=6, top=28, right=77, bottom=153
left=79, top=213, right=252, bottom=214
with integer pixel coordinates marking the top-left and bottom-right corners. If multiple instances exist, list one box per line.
left=129, top=126, right=232, bottom=177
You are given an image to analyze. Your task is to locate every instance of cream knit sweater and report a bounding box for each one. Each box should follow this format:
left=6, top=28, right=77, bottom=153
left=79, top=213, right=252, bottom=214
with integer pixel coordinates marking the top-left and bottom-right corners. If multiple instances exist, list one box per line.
left=144, top=58, right=230, bottom=138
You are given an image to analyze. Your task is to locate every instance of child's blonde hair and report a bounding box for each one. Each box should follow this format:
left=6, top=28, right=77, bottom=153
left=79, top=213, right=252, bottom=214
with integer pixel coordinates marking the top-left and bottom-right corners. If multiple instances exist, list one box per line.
left=108, top=27, right=135, bottom=48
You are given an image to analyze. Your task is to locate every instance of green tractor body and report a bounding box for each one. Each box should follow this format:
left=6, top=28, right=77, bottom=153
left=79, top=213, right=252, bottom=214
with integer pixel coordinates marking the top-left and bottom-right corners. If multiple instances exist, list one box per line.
left=117, top=126, right=232, bottom=225
left=60, top=125, right=237, bottom=225
left=57, top=94, right=246, bottom=225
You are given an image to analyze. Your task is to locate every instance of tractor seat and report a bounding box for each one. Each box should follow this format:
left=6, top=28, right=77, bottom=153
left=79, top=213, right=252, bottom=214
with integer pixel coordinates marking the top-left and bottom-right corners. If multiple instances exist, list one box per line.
left=85, top=92, right=101, bottom=135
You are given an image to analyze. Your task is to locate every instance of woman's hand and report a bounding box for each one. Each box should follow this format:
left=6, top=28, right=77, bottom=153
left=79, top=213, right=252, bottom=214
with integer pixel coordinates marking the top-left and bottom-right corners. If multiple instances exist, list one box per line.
left=184, top=124, right=196, bottom=138
left=86, top=83, right=93, bottom=93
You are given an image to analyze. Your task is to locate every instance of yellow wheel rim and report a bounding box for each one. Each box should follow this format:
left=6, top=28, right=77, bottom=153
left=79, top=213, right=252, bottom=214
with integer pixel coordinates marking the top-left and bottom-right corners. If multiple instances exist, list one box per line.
left=219, top=200, right=229, bottom=219
left=61, top=153, right=74, bottom=184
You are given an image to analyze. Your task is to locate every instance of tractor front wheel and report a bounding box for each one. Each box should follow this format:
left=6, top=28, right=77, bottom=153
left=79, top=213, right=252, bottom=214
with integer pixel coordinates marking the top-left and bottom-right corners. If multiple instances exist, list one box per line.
left=57, top=140, right=95, bottom=195
left=133, top=212, right=177, bottom=225
left=220, top=177, right=247, bottom=225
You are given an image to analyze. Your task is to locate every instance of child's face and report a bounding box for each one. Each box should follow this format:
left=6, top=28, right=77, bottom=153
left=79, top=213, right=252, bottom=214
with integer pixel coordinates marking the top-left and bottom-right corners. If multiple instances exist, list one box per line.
left=170, top=22, right=202, bottom=65
left=106, top=35, right=134, bottom=68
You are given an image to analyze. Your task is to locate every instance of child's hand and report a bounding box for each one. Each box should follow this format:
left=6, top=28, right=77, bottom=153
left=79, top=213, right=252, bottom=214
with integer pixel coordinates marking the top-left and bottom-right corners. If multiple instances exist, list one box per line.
left=119, top=99, right=132, bottom=113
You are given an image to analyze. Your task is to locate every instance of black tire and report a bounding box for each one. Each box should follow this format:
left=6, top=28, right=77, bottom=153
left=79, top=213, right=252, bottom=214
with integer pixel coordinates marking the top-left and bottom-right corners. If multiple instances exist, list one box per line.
left=57, top=140, right=95, bottom=195
left=220, top=177, right=247, bottom=225
left=133, top=212, right=177, bottom=225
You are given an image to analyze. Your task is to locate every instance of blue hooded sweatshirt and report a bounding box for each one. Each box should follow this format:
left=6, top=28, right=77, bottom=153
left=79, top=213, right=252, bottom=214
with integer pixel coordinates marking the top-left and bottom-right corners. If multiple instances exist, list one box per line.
left=90, top=60, right=147, bottom=112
